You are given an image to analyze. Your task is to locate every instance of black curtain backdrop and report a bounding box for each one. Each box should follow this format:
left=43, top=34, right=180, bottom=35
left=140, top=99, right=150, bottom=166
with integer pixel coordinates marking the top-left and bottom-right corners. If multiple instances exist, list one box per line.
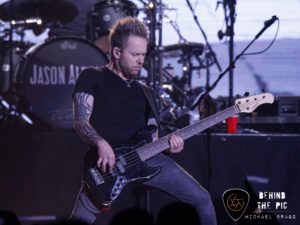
left=0, top=128, right=299, bottom=225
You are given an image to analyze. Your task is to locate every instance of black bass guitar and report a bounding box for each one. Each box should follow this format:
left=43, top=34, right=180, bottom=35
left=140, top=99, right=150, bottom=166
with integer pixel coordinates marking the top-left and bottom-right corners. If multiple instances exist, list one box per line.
left=83, top=93, right=274, bottom=207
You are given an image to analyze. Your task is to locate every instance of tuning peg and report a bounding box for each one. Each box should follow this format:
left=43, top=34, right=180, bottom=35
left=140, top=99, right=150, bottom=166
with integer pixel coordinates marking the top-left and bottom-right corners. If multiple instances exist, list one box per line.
left=243, top=92, right=250, bottom=97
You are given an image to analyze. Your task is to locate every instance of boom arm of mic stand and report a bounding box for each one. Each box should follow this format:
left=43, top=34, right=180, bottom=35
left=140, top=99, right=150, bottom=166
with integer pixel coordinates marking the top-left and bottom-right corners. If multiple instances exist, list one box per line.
left=191, top=18, right=277, bottom=110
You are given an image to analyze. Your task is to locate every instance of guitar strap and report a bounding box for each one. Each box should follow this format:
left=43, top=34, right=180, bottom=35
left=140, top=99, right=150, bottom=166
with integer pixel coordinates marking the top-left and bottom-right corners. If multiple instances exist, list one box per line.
left=139, top=82, right=162, bottom=130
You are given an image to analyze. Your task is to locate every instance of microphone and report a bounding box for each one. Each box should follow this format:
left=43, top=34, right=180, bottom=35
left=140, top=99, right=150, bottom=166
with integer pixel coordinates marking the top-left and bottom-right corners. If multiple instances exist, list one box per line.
left=255, top=15, right=278, bottom=39
left=264, top=15, right=278, bottom=27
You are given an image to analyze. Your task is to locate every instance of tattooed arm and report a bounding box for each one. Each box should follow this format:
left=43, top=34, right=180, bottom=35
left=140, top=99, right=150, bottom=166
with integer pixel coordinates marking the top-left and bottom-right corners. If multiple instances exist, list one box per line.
left=73, top=92, right=101, bottom=144
left=73, top=92, right=115, bottom=173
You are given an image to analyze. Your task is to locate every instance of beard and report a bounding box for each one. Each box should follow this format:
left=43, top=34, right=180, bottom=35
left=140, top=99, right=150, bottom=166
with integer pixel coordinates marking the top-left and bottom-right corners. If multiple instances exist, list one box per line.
left=119, top=62, right=140, bottom=80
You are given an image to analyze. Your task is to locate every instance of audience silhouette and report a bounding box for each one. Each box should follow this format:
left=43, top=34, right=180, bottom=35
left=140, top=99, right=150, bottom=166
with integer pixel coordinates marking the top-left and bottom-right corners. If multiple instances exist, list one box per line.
left=156, top=202, right=201, bottom=225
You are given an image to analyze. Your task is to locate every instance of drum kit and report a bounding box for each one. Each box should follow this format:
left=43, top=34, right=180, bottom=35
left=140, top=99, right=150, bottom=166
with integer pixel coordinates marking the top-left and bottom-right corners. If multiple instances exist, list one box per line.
left=0, top=0, right=211, bottom=130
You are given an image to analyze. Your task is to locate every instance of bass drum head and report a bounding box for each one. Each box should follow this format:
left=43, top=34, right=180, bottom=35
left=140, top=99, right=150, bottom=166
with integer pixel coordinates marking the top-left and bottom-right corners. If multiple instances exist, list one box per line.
left=18, top=37, right=107, bottom=129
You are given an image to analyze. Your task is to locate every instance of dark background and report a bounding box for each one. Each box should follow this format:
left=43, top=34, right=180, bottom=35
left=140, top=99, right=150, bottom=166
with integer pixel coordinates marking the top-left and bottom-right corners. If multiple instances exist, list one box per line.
left=0, top=128, right=299, bottom=225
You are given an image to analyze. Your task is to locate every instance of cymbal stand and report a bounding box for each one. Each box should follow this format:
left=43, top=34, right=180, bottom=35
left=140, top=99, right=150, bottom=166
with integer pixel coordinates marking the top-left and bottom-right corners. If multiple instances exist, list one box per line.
left=142, top=0, right=163, bottom=213
left=185, top=0, right=223, bottom=105
left=0, top=0, right=33, bottom=126
left=0, top=95, right=33, bottom=125
left=186, top=0, right=222, bottom=73
left=144, top=0, right=164, bottom=112
left=8, top=0, right=15, bottom=94
left=164, top=14, right=200, bottom=94
left=164, top=14, right=187, bottom=43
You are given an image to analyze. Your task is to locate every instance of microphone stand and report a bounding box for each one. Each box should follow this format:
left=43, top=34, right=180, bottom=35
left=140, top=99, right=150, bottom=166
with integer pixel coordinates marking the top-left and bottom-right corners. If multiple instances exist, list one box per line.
left=191, top=16, right=279, bottom=111
left=191, top=15, right=278, bottom=192
left=224, top=0, right=236, bottom=106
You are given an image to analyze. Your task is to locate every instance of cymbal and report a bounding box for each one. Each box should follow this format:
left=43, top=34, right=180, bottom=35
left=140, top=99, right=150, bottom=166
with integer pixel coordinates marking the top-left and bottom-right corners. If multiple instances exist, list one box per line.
left=0, top=0, right=78, bottom=24
left=162, top=42, right=204, bottom=54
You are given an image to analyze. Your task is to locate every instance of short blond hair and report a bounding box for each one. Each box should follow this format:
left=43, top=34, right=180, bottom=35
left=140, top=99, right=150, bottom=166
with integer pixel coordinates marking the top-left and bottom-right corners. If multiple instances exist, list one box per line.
left=109, top=17, right=148, bottom=56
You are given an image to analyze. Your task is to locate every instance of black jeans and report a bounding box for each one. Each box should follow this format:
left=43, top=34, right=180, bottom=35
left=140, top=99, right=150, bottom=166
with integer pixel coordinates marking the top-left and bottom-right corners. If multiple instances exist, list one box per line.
left=70, top=153, right=217, bottom=225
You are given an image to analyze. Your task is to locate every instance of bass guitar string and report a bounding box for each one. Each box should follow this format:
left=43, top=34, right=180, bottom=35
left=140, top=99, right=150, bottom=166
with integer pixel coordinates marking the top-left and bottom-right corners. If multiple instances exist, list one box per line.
left=97, top=98, right=268, bottom=180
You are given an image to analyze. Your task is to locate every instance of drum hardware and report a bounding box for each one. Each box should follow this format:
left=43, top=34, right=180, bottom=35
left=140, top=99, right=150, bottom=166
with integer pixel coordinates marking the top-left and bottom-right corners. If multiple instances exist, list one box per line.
left=10, top=18, right=42, bottom=26
left=1, top=17, right=46, bottom=43
left=163, top=14, right=187, bottom=43
left=140, top=1, right=180, bottom=118
left=157, top=42, right=206, bottom=123
left=161, top=42, right=204, bottom=56
left=159, top=86, right=190, bottom=126
left=141, top=0, right=208, bottom=128
left=0, top=18, right=43, bottom=45
left=159, top=88, right=177, bottom=120
left=162, top=66, right=186, bottom=96
left=0, top=0, right=78, bottom=25
left=0, top=40, right=30, bottom=94
left=159, top=66, right=205, bottom=126
left=160, top=42, right=205, bottom=87
left=86, top=0, right=139, bottom=42
left=159, top=42, right=208, bottom=97
left=0, top=94, right=33, bottom=125
left=0, top=0, right=61, bottom=98
left=1, top=15, right=35, bottom=94
left=159, top=84, right=204, bottom=124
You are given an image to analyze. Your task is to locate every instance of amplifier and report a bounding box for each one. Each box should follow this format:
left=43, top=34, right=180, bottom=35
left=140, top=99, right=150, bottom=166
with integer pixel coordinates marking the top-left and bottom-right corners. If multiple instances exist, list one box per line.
left=238, top=96, right=300, bottom=133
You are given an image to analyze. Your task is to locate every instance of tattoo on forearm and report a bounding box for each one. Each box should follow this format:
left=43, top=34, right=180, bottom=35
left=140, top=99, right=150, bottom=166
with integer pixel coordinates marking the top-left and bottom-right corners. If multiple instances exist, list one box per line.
left=74, top=93, right=92, bottom=120
left=73, top=93, right=104, bottom=145
left=74, top=119, right=104, bottom=145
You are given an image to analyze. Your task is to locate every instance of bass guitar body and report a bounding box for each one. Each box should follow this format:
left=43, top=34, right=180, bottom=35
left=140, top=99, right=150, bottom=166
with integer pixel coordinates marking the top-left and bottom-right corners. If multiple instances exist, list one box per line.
left=83, top=140, right=161, bottom=207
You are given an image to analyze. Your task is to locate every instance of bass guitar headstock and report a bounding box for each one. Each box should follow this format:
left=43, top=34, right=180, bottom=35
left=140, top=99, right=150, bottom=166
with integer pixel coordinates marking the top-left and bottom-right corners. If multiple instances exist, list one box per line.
left=235, top=93, right=275, bottom=113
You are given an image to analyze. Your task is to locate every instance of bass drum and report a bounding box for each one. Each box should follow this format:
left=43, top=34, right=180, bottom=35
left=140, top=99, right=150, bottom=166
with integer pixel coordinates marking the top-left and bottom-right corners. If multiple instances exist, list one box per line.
left=17, top=37, right=108, bottom=129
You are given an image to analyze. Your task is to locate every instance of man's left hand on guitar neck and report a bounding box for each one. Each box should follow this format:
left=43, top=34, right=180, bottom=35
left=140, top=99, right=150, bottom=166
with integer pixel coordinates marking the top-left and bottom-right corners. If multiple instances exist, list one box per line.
left=168, top=135, right=184, bottom=153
